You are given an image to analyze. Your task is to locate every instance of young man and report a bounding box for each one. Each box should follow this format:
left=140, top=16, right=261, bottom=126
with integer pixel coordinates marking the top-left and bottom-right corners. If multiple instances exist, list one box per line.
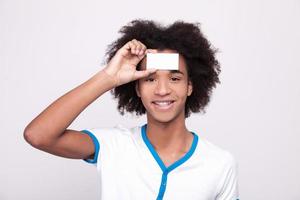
left=24, top=20, right=239, bottom=200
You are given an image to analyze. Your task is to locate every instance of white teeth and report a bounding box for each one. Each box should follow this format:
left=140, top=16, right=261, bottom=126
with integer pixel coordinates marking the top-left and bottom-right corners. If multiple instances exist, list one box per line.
left=153, top=101, right=173, bottom=106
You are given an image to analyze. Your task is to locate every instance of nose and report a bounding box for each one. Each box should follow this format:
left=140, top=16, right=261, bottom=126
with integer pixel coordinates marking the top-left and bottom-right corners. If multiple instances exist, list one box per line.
left=154, top=79, right=171, bottom=96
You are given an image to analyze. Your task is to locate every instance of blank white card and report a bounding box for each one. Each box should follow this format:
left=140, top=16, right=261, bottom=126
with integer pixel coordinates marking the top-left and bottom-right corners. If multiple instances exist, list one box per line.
left=146, top=53, right=179, bottom=70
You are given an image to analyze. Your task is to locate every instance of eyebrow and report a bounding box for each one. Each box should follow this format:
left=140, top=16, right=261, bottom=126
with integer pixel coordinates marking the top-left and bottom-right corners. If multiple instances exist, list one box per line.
left=146, top=69, right=185, bottom=78
left=170, top=70, right=184, bottom=75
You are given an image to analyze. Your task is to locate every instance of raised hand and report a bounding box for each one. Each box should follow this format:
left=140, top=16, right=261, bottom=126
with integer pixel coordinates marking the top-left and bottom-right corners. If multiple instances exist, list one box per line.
left=103, top=39, right=157, bottom=86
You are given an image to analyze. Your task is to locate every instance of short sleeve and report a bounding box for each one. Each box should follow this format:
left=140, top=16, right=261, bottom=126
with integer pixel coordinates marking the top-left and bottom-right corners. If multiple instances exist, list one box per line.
left=216, top=153, right=239, bottom=200
left=80, top=125, right=131, bottom=166
left=81, top=129, right=100, bottom=164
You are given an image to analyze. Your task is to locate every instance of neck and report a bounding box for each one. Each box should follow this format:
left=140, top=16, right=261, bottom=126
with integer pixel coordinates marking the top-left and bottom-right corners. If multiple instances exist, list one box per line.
left=145, top=112, right=192, bottom=152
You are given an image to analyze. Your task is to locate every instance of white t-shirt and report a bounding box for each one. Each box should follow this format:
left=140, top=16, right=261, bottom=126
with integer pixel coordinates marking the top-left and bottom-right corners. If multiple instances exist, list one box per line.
left=82, top=124, right=239, bottom=200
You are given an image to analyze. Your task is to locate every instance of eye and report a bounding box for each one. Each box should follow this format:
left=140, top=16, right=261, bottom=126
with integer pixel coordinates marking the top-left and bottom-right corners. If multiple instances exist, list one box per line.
left=170, top=77, right=181, bottom=82
left=145, top=77, right=155, bottom=82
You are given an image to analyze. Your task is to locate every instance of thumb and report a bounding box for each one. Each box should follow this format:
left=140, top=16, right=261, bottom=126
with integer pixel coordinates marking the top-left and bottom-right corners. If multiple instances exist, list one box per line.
left=133, top=68, right=157, bottom=80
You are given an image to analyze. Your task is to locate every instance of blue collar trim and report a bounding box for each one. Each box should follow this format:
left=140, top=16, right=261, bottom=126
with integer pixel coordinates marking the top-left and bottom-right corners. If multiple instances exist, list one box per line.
left=141, top=124, right=198, bottom=173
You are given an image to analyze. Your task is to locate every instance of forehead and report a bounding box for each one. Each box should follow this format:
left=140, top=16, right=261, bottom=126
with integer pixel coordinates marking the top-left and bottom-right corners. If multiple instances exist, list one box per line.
left=140, top=49, right=188, bottom=74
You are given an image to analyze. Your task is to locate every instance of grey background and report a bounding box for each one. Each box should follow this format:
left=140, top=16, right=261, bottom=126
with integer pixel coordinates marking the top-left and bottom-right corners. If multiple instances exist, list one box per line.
left=1, top=0, right=299, bottom=199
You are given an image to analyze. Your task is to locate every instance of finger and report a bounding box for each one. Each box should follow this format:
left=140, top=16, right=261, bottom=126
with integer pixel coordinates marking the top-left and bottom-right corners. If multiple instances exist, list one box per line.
left=130, top=39, right=138, bottom=55
left=146, top=49, right=158, bottom=54
left=129, top=40, right=138, bottom=55
left=131, top=39, right=143, bottom=55
left=118, top=41, right=134, bottom=56
left=137, top=41, right=147, bottom=56
left=140, top=42, right=147, bottom=50
left=136, top=43, right=147, bottom=59
left=137, top=52, right=147, bottom=60
left=133, top=68, right=157, bottom=80
left=119, top=40, right=146, bottom=57
left=122, top=40, right=138, bottom=56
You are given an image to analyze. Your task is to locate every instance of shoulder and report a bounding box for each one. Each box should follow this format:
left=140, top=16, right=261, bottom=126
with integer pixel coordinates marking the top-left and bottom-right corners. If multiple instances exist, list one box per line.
left=82, top=124, right=142, bottom=142
left=198, top=138, right=240, bottom=199
left=196, top=136, right=237, bottom=168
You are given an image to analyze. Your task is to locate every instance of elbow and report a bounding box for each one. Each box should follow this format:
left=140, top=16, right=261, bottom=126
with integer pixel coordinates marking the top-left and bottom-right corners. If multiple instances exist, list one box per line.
left=23, top=126, right=47, bottom=148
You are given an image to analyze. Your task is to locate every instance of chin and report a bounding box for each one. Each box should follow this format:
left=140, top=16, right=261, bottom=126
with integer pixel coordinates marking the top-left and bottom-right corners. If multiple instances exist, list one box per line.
left=153, top=117, right=174, bottom=124
left=147, top=111, right=183, bottom=124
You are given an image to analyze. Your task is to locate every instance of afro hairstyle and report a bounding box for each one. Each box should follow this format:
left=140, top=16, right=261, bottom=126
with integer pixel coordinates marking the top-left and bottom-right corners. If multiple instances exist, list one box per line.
left=105, top=19, right=220, bottom=117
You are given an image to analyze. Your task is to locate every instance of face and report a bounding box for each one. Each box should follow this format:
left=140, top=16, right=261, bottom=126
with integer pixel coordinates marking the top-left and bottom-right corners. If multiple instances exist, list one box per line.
left=136, top=49, right=193, bottom=124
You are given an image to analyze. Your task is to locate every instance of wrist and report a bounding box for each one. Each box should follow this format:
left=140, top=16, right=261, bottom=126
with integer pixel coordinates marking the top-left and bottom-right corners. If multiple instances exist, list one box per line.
left=101, top=68, right=119, bottom=88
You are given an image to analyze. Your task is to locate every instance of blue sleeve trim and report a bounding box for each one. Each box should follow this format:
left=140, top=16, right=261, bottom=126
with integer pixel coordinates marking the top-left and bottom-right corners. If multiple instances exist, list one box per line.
left=81, top=130, right=100, bottom=164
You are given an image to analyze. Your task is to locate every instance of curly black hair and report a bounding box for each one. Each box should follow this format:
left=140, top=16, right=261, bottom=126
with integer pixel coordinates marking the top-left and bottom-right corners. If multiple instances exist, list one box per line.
left=105, top=19, right=220, bottom=117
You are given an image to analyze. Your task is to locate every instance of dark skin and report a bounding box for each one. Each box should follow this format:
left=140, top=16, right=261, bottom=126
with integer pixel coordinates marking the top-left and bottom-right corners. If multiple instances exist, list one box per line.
left=137, top=49, right=194, bottom=167
left=24, top=39, right=193, bottom=167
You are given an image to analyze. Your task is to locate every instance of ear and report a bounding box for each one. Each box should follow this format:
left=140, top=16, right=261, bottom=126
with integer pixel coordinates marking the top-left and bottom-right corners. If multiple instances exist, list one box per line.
left=135, top=81, right=141, bottom=97
left=187, top=80, right=193, bottom=96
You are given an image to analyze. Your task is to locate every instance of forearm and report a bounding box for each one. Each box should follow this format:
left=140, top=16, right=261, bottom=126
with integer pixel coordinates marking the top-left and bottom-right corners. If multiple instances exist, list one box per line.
left=24, top=69, right=115, bottom=144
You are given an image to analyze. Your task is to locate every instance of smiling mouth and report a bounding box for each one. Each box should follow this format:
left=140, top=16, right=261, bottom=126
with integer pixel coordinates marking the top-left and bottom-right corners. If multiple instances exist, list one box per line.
left=152, top=100, right=175, bottom=110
